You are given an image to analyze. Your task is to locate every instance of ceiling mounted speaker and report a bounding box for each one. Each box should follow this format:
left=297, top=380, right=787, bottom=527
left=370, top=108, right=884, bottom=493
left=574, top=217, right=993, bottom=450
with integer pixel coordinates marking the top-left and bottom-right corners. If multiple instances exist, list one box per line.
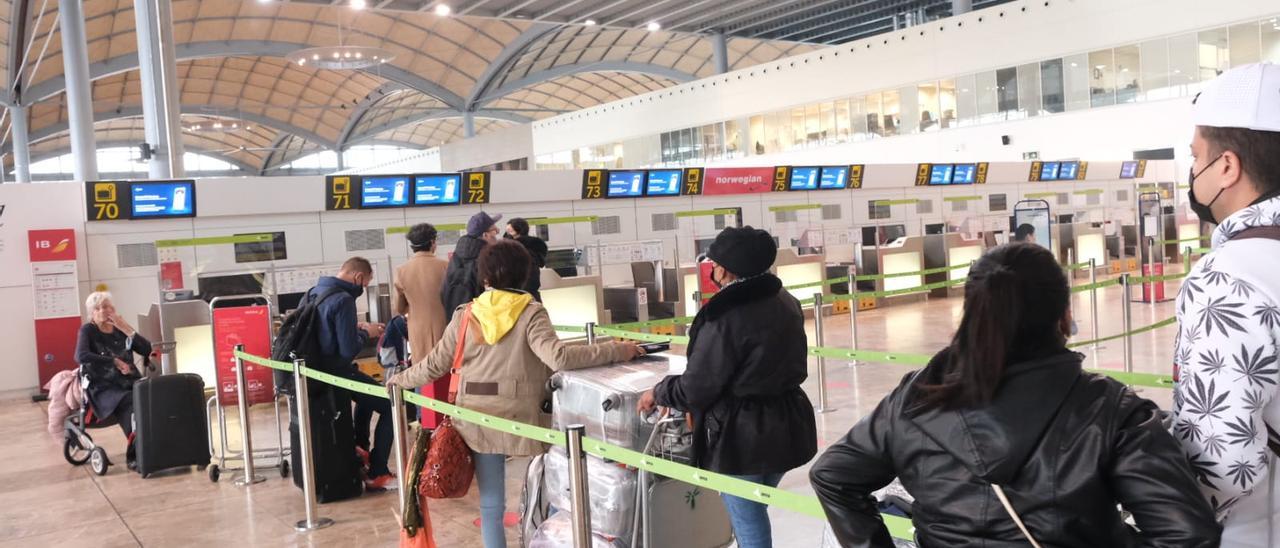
left=1001, top=135, right=1011, bottom=146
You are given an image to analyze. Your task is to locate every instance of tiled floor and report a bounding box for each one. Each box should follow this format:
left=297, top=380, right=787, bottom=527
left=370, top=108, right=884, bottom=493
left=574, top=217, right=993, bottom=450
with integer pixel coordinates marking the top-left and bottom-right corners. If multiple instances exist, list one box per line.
left=2, top=271, right=1182, bottom=547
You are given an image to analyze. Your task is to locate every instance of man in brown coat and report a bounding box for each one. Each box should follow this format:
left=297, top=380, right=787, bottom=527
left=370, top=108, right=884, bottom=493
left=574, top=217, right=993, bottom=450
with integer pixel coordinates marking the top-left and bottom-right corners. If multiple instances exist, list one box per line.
left=394, top=223, right=450, bottom=428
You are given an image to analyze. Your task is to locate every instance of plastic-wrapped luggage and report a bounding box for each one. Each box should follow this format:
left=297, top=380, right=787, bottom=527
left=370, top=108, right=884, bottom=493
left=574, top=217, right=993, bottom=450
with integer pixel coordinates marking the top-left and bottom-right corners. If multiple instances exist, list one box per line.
left=528, top=512, right=626, bottom=548
left=550, top=355, right=686, bottom=451
left=542, top=446, right=637, bottom=539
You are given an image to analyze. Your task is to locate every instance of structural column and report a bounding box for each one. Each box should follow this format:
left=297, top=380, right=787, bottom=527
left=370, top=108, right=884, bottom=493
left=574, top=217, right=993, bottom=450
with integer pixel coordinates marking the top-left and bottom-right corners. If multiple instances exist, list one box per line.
left=134, top=0, right=184, bottom=178
left=711, top=32, right=729, bottom=74
left=9, top=105, right=30, bottom=183
left=463, top=111, right=476, bottom=139
left=952, top=0, right=973, bottom=15
left=58, top=0, right=98, bottom=181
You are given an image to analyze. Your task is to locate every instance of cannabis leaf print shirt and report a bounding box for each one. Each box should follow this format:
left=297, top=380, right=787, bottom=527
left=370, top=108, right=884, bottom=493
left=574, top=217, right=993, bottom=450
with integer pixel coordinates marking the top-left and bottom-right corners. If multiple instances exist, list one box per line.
left=1172, top=194, right=1280, bottom=536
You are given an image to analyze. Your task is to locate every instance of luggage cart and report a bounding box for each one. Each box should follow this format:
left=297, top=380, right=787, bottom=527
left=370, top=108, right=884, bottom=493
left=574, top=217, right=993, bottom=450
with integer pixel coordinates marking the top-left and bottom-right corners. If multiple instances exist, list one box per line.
left=205, top=295, right=290, bottom=482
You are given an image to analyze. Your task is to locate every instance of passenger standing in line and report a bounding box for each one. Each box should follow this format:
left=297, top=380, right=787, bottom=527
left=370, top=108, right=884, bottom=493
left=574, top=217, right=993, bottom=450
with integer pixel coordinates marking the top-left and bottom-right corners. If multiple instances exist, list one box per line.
left=1168, top=62, right=1280, bottom=547
left=638, top=226, right=817, bottom=548
left=310, top=257, right=395, bottom=490
left=391, top=240, right=643, bottom=548
left=394, top=223, right=451, bottom=428
left=809, top=243, right=1220, bottom=547
left=504, top=217, right=548, bottom=302
left=442, top=211, right=501, bottom=315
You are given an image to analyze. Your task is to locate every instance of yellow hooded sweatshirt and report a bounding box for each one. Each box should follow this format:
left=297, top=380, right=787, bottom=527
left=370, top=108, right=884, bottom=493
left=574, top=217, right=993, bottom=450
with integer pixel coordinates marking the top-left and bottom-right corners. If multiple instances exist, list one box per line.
left=468, top=289, right=533, bottom=345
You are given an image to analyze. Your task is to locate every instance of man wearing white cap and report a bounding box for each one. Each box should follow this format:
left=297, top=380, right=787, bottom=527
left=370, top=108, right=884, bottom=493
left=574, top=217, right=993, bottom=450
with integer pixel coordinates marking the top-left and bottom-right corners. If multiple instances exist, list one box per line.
left=1170, top=62, right=1280, bottom=547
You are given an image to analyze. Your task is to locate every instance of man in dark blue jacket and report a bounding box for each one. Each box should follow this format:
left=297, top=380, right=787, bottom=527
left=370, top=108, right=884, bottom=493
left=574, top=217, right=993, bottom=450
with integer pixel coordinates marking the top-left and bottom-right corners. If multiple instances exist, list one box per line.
left=311, top=257, right=394, bottom=490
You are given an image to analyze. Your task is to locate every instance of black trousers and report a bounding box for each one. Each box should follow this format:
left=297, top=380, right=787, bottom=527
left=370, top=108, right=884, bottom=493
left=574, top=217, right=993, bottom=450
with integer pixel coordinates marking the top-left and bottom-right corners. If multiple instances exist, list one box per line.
left=341, top=368, right=392, bottom=477
left=113, top=396, right=136, bottom=461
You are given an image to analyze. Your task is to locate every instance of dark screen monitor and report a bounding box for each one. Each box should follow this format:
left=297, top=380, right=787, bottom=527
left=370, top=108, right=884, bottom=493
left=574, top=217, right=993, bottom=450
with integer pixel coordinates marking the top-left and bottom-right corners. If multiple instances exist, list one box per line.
left=277, top=292, right=306, bottom=313
left=818, top=166, right=849, bottom=189
left=197, top=273, right=265, bottom=302
left=1039, top=162, right=1061, bottom=181
left=1119, top=161, right=1139, bottom=179
left=929, top=164, right=954, bottom=185
left=882, top=224, right=907, bottom=244
left=361, top=175, right=411, bottom=208
left=951, top=164, right=977, bottom=184
left=790, top=167, right=820, bottom=190
left=606, top=171, right=645, bottom=198
left=1058, top=161, right=1080, bottom=181
left=645, top=170, right=682, bottom=196
left=546, top=248, right=581, bottom=277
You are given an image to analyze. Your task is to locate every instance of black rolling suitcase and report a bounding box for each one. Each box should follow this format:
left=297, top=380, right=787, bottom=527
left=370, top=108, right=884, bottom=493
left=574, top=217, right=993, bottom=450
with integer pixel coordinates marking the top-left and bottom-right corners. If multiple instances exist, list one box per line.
left=289, top=383, right=364, bottom=503
left=133, top=374, right=210, bottom=478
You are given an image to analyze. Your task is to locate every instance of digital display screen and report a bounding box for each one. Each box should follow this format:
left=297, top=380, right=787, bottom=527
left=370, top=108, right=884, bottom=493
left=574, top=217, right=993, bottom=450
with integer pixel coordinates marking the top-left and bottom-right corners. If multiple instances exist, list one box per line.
left=819, top=166, right=849, bottom=189
left=645, top=170, right=682, bottom=196
left=951, top=164, right=977, bottom=184
left=790, top=167, right=820, bottom=190
left=1058, top=161, right=1080, bottom=181
left=1120, top=161, right=1139, bottom=179
left=361, top=175, right=411, bottom=208
left=412, top=174, right=461, bottom=206
left=129, top=181, right=196, bottom=218
left=606, top=171, right=645, bottom=198
left=929, top=164, right=954, bottom=185
left=1039, top=162, right=1061, bottom=181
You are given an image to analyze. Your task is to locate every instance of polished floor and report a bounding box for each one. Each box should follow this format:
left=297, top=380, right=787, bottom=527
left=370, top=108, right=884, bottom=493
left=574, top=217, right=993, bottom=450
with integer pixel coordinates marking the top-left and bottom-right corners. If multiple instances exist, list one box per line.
left=2, top=270, right=1182, bottom=547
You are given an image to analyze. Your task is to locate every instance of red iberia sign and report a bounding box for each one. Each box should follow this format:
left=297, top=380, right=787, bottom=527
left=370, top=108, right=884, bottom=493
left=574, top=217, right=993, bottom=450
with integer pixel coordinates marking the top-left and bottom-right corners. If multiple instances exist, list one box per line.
left=28, top=229, right=76, bottom=262
left=702, top=167, right=776, bottom=196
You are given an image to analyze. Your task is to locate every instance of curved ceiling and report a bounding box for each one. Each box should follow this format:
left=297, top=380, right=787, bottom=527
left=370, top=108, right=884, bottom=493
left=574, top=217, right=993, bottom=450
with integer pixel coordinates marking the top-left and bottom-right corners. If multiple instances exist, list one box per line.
left=6, top=0, right=818, bottom=172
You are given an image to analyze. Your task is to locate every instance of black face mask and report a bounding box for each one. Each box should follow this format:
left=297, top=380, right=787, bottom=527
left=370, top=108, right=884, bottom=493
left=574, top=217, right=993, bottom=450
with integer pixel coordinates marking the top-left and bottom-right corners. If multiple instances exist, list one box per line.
left=1188, top=154, right=1226, bottom=225
left=503, top=233, right=515, bottom=240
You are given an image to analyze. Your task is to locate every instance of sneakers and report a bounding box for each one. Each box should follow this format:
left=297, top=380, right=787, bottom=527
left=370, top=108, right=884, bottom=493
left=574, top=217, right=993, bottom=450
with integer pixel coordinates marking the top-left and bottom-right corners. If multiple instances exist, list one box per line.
left=355, top=446, right=371, bottom=470
left=365, top=473, right=396, bottom=491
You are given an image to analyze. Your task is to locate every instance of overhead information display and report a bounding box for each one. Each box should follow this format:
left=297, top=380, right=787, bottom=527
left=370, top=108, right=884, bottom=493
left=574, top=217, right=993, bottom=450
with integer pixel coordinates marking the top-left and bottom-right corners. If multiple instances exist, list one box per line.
left=86, top=180, right=197, bottom=221
left=951, top=164, right=977, bottom=184
left=1058, top=161, right=1080, bottom=181
left=607, top=171, right=645, bottom=198
left=789, top=167, right=819, bottom=190
left=645, top=170, right=682, bottom=196
left=818, top=166, right=849, bottom=189
left=1039, top=162, right=1061, bottom=181
left=1120, top=161, right=1139, bottom=179
left=361, top=175, right=411, bottom=208
left=326, top=175, right=357, bottom=211
left=929, top=164, right=954, bottom=185
left=413, top=174, right=461, bottom=206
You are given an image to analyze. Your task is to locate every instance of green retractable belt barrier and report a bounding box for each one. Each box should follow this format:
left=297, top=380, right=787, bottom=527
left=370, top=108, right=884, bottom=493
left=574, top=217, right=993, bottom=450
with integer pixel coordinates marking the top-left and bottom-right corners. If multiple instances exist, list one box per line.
left=155, top=233, right=273, bottom=248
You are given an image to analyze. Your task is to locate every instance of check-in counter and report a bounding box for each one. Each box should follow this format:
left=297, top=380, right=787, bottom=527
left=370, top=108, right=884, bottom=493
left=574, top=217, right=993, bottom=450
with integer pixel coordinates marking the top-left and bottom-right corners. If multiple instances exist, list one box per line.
left=138, top=298, right=216, bottom=385
left=923, top=233, right=983, bottom=297
left=1073, top=223, right=1108, bottom=279
left=861, top=236, right=927, bottom=305
left=539, top=270, right=606, bottom=337
left=773, top=249, right=825, bottom=303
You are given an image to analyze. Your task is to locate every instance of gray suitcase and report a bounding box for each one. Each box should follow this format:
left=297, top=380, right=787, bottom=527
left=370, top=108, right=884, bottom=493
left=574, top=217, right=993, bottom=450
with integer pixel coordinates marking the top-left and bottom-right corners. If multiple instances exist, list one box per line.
left=550, top=354, right=686, bottom=451
left=529, top=512, right=627, bottom=548
left=640, top=476, right=734, bottom=548
left=542, top=446, right=638, bottom=540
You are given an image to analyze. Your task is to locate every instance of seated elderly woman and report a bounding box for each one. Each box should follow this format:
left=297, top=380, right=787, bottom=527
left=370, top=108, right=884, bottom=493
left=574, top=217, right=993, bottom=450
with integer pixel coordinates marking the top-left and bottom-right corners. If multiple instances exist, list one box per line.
left=74, top=291, right=152, bottom=470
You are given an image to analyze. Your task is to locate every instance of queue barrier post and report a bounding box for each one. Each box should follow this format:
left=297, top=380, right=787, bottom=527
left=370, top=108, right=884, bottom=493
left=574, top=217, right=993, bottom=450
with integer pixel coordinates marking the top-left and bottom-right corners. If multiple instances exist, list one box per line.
left=1089, top=258, right=1100, bottom=350
left=292, top=358, right=335, bottom=532
left=847, top=265, right=860, bottom=367
left=232, top=343, right=265, bottom=486
left=387, top=368, right=409, bottom=520
left=585, top=322, right=597, bottom=344
left=692, top=291, right=702, bottom=315
left=1121, top=274, right=1136, bottom=387
left=813, top=292, right=834, bottom=414
left=565, top=425, right=593, bottom=547
left=1147, top=237, right=1158, bottom=308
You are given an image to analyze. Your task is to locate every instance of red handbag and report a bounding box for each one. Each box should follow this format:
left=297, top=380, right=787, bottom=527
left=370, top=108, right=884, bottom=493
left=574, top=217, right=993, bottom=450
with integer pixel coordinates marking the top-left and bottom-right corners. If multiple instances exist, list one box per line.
left=418, top=305, right=476, bottom=499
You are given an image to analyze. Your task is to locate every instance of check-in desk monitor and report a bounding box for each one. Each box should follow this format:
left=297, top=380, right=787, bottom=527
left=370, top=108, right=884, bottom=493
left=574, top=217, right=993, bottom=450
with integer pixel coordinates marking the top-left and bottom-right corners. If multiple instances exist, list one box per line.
left=539, top=270, right=604, bottom=338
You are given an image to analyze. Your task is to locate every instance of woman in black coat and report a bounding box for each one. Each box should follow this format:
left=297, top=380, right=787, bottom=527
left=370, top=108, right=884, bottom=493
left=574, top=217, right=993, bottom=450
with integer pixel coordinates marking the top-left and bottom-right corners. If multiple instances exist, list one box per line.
left=74, top=291, right=152, bottom=470
left=639, top=226, right=816, bottom=548
left=809, top=244, right=1220, bottom=547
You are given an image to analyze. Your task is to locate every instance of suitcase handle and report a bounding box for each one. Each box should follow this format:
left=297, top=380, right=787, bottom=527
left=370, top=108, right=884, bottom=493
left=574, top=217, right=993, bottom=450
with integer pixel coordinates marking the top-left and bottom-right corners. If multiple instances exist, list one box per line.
left=602, top=393, right=621, bottom=412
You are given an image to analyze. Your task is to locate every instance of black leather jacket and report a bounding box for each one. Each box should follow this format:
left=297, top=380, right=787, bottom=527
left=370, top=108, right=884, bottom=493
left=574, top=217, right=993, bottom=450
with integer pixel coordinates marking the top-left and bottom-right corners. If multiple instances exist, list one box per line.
left=810, top=348, right=1221, bottom=548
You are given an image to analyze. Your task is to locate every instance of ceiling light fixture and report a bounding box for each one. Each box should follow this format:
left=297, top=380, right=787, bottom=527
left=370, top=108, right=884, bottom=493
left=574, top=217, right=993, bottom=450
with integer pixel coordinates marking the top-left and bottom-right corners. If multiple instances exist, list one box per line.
left=646, top=21, right=661, bottom=31
left=351, top=0, right=367, bottom=9
left=288, top=45, right=396, bottom=70
left=435, top=4, right=451, bottom=16
left=584, top=19, right=597, bottom=26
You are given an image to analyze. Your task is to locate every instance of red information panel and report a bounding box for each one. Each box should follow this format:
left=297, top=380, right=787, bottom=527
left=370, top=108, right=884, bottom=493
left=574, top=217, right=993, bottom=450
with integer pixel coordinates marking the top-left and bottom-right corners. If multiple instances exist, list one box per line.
left=212, top=305, right=274, bottom=406
left=28, top=229, right=76, bottom=261
left=1142, top=263, right=1166, bottom=302
left=702, top=167, right=776, bottom=196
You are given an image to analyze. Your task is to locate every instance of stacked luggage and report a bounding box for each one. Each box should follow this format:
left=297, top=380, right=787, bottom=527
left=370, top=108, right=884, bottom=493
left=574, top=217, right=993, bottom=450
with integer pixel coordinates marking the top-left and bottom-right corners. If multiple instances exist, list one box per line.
left=522, top=354, right=733, bottom=548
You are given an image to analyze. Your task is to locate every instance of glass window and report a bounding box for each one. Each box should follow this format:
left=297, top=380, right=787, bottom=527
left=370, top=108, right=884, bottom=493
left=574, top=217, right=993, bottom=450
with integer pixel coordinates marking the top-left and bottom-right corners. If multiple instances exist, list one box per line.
left=996, top=67, right=1019, bottom=115
left=975, top=70, right=999, bottom=122
left=725, top=119, right=742, bottom=157
left=1063, top=53, right=1090, bottom=111
left=850, top=95, right=869, bottom=139
left=1039, top=59, right=1065, bottom=114
left=775, top=110, right=793, bottom=151
left=1017, top=63, right=1041, bottom=117
left=791, top=107, right=806, bottom=149
left=865, top=92, right=884, bottom=137
left=938, top=79, right=957, bottom=129
left=1264, top=17, right=1280, bottom=62
left=834, top=99, right=851, bottom=142
left=918, top=82, right=941, bottom=132
left=1139, top=39, right=1172, bottom=100
left=748, top=116, right=764, bottom=156
left=805, top=103, right=822, bottom=145
left=1089, top=49, right=1116, bottom=107
left=955, top=74, right=978, bottom=127
left=1114, top=45, right=1141, bottom=104
left=1230, top=22, right=1262, bottom=66
left=659, top=132, right=673, bottom=163
left=1199, top=27, right=1230, bottom=81
left=703, top=123, right=722, bottom=161
left=882, top=90, right=901, bottom=136
left=819, top=102, right=836, bottom=144
left=1168, top=33, right=1200, bottom=94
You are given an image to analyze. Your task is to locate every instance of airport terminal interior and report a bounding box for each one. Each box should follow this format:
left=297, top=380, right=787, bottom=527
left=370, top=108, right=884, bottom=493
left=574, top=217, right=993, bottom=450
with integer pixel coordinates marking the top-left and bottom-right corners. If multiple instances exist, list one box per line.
left=0, top=0, right=1278, bottom=546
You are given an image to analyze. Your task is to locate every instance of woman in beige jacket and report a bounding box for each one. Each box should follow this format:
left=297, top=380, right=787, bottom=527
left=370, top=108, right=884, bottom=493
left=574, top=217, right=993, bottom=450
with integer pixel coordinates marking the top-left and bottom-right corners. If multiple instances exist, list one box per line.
left=394, top=223, right=451, bottom=428
left=391, top=240, right=641, bottom=548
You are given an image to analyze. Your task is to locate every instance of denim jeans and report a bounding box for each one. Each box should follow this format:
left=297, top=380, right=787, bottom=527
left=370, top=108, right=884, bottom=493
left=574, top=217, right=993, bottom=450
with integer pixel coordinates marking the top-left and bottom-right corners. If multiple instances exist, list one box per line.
left=722, top=472, right=785, bottom=548
left=475, top=453, right=507, bottom=548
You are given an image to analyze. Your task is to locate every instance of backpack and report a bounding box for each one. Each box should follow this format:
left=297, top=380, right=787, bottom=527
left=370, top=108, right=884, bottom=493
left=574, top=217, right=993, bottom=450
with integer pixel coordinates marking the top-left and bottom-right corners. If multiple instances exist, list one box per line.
left=272, top=285, right=347, bottom=394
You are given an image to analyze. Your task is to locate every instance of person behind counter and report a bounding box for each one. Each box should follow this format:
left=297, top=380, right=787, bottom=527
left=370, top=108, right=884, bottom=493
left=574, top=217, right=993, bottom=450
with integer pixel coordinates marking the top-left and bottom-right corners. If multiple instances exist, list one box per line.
left=504, top=217, right=548, bottom=302
left=809, top=243, right=1220, bottom=547
left=638, top=226, right=817, bottom=548
left=391, top=240, right=643, bottom=548
left=74, top=291, right=152, bottom=471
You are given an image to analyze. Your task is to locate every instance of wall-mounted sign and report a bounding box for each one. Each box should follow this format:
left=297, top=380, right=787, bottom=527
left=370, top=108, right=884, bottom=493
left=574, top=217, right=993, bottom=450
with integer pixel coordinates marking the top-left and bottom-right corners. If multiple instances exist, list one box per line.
left=914, top=163, right=931, bottom=186
left=772, top=166, right=790, bottom=192
left=975, top=162, right=990, bottom=184
left=1028, top=161, right=1044, bottom=182
left=325, top=175, right=357, bottom=211
left=463, top=172, right=491, bottom=204
left=849, top=164, right=865, bottom=189
left=682, top=168, right=703, bottom=195
left=702, top=167, right=775, bottom=195
left=581, top=169, right=605, bottom=199
left=86, top=180, right=197, bottom=221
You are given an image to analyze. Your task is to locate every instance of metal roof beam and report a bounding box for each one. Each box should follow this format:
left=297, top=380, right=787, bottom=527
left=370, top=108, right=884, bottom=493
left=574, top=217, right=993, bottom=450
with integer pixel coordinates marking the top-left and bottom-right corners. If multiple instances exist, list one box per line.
left=475, top=60, right=695, bottom=107
left=27, top=140, right=257, bottom=173
left=464, top=22, right=559, bottom=110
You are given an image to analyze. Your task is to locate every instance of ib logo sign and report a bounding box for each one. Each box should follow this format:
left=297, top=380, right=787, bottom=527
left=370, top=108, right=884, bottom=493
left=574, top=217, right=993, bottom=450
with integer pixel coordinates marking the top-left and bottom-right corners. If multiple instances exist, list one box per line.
left=28, top=229, right=76, bottom=262
left=35, top=238, right=71, bottom=254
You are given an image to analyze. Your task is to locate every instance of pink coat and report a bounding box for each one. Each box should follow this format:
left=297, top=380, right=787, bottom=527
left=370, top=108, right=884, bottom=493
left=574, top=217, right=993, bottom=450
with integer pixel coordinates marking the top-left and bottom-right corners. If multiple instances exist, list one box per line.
left=44, top=369, right=82, bottom=439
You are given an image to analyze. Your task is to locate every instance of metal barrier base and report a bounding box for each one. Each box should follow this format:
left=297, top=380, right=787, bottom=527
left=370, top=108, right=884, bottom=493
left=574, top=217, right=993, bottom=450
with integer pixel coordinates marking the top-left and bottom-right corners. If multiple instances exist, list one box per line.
left=295, top=517, right=335, bottom=532
left=234, top=474, right=267, bottom=486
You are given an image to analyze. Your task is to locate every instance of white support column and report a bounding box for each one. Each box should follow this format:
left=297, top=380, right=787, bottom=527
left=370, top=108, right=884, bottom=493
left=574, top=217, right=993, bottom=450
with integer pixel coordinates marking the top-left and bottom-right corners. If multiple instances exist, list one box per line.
left=134, top=0, right=184, bottom=178
left=463, top=111, right=476, bottom=138
left=10, top=104, right=30, bottom=183
left=58, top=0, right=98, bottom=182
left=952, top=0, right=973, bottom=14
left=711, top=32, right=729, bottom=74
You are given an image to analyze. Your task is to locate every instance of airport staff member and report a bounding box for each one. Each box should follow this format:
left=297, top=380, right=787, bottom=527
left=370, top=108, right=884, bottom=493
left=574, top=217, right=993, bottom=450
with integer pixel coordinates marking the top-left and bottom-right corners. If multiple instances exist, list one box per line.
left=638, top=226, right=816, bottom=548
left=1169, top=62, right=1280, bottom=547
left=1014, top=223, right=1037, bottom=244
left=394, top=223, right=451, bottom=428
left=442, top=211, right=501, bottom=314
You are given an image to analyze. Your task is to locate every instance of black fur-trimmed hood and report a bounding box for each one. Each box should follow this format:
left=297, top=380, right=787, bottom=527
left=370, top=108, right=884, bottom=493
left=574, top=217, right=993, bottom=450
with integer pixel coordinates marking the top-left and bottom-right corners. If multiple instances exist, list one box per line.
left=698, top=273, right=784, bottom=322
